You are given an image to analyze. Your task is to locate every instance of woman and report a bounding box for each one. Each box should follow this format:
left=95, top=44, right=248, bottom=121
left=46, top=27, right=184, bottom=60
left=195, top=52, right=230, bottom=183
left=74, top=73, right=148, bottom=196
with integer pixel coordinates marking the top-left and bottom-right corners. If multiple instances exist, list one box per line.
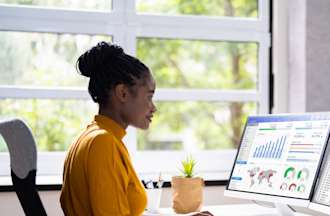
left=60, top=42, right=156, bottom=216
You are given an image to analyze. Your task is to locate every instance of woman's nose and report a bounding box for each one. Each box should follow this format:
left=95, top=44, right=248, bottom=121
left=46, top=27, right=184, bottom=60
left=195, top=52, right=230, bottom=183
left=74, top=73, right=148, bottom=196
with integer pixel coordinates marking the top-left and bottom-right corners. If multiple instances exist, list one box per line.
left=151, top=102, right=157, bottom=113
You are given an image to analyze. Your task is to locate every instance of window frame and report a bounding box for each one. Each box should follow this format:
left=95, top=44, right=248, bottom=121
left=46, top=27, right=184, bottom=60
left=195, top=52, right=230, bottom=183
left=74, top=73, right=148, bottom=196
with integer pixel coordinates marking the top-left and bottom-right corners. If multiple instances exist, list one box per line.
left=0, top=0, right=271, bottom=182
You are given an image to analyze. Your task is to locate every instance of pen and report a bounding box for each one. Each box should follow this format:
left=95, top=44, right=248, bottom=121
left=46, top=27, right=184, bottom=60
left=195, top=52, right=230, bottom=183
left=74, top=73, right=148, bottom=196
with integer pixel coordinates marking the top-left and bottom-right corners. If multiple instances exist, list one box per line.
left=157, top=172, right=164, bottom=189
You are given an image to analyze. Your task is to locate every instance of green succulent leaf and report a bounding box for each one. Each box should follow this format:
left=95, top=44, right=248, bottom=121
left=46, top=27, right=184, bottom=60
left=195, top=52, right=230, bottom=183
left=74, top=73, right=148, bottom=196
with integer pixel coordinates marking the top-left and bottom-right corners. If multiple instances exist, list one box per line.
left=180, top=155, right=196, bottom=178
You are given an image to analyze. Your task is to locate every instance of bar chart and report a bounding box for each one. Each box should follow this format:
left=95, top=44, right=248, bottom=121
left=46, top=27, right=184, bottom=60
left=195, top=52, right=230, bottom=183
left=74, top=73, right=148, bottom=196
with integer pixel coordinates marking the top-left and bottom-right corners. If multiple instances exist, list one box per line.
left=252, top=136, right=287, bottom=159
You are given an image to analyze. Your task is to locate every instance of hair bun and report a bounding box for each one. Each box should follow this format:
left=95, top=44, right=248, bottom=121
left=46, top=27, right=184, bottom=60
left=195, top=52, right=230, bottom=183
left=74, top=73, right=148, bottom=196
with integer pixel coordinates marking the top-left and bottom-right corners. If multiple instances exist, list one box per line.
left=105, top=43, right=124, bottom=58
left=76, top=41, right=124, bottom=78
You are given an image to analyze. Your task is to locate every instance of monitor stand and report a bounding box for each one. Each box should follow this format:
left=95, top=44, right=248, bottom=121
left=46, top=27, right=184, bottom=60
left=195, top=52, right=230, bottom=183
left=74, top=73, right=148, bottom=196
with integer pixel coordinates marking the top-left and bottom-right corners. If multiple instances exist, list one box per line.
left=275, top=203, right=295, bottom=216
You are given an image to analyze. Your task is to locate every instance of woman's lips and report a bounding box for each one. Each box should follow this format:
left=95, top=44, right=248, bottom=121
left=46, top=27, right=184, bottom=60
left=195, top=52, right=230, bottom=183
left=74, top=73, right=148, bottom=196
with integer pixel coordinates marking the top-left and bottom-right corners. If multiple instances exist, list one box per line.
left=146, top=115, right=153, bottom=122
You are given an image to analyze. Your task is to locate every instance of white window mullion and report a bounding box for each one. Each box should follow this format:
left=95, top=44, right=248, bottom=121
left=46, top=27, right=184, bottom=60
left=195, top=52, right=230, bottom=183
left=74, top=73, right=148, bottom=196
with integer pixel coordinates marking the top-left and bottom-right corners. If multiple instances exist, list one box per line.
left=257, top=0, right=270, bottom=114
left=0, top=5, right=115, bottom=20
left=124, top=126, right=137, bottom=153
left=258, top=36, right=271, bottom=114
left=122, top=28, right=137, bottom=56
left=115, top=0, right=137, bottom=55
left=155, top=89, right=259, bottom=102
left=0, top=86, right=89, bottom=100
left=0, top=153, right=10, bottom=177
left=113, top=25, right=126, bottom=47
left=112, top=0, right=125, bottom=13
left=129, top=14, right=267, bottom=32
left=123, top=0, right=136, bottom=14
left=0, top=86, right=260, bottom=102
left=135, top=25, right=268, bottom=43
left=258, top=0, right=270, bottom=31
left=0, top=152, right=66, bottom=177
left=0, top=5, right=123, bottom=35
left=111, top=0, right=127, bottom=46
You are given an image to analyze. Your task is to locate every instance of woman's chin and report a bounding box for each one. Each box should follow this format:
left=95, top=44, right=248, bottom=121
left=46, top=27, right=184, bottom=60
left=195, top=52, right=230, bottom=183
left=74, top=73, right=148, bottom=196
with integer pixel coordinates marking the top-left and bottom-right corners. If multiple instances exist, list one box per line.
left=132, top=121, right=150, bottom=130
left=140, top=123, right=150, bottom=130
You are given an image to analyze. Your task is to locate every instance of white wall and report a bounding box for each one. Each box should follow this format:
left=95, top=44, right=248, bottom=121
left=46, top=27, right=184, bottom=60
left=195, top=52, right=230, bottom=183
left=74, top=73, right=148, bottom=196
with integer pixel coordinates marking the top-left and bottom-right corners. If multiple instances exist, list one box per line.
left=273, top=0, right=330, bottom=113
left=0, top=191, right=61, bottom=216
left=0, top=187, right=325, bottom=216
left=0, top=187, right=246, bottom=216
left=305, top=0, right=330, bottom=111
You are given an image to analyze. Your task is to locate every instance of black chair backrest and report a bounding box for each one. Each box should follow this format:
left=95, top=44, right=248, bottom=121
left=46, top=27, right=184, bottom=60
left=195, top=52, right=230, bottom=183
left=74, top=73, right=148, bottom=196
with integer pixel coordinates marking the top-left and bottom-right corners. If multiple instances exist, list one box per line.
left=0, top=118, right=47, bottom=216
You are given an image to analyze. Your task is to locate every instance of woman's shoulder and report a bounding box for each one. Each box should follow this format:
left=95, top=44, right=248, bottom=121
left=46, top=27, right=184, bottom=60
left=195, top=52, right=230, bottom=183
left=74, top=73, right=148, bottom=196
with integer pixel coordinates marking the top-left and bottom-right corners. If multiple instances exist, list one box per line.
left=88, top=128, right=115, bottom=144
left=82, top=129, right=116, bottom=158
left=74, top=124, right=114, bottom=148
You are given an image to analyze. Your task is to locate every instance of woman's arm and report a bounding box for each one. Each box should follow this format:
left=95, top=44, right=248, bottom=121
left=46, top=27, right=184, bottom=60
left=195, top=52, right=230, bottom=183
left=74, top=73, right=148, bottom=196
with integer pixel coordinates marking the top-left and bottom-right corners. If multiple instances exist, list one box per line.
left=87, top=134, right=130, bottom=216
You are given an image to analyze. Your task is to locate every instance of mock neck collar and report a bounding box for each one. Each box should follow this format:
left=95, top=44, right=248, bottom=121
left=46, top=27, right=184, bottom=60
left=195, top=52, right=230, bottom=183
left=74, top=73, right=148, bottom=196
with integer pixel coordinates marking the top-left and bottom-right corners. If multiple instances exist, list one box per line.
left=94, top=115, right=126, bottom=140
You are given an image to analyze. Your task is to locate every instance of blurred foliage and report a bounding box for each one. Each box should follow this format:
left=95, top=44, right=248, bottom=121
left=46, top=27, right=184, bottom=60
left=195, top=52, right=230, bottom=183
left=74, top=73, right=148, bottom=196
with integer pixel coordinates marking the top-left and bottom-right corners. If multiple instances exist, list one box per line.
left=0, top=0, right=259, bottom=152
left=137, top=0, right=258, bottom=17
left=0, top=33, right=105, bottom=151
left=137, top=38, right=257, bottom=89
left=0, top=99, right=97, bottom=151
left=136, top=0, right=258, bottom=150
left=137, top=102, right=256, bottom=150
left=0, top=32, right=110, bottom=86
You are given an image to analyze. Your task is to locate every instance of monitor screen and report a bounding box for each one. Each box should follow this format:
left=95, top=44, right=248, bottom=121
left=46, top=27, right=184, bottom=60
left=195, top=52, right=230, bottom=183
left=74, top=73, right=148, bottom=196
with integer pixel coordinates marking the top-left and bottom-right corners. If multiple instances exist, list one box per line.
left=227, top=113, right=330, bottom=200
left=310, top=133, right=330, bottom=209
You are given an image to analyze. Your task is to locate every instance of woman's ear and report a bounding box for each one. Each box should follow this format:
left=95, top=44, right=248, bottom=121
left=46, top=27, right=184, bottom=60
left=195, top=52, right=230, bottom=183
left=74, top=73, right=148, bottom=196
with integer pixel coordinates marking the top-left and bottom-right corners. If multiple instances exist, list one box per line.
left=114, top=84, right=129, bottom=103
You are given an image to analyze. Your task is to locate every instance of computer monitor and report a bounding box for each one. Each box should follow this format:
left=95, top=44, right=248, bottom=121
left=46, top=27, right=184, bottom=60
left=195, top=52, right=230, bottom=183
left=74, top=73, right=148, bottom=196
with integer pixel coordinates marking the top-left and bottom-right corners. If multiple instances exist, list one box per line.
left=224, top=113, right=330, bottom=216
left=308, top=132, right=330, bottom=215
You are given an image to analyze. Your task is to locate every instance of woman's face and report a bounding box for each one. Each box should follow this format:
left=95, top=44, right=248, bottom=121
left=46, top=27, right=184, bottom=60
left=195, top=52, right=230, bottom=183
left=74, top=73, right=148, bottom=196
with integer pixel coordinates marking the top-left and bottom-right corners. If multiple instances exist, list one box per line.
left=124, top=74, right=156, bottom=129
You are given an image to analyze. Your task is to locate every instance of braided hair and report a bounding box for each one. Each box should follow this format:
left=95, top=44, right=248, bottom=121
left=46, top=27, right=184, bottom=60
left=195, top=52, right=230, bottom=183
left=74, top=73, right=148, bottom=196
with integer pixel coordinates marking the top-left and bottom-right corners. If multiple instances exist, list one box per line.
left=76, top=41, right=150, bottom=106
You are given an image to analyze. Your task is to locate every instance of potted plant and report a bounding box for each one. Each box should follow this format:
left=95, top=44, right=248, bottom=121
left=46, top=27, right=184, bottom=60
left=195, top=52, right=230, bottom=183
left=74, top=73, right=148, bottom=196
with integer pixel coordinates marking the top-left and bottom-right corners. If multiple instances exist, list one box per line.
left=171, top=155, right=204, bottom=213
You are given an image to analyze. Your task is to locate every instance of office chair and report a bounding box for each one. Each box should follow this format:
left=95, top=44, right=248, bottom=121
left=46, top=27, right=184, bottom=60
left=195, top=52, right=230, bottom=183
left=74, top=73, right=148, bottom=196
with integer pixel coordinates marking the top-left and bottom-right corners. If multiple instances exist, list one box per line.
left=0, top=118, right=47, bottom=216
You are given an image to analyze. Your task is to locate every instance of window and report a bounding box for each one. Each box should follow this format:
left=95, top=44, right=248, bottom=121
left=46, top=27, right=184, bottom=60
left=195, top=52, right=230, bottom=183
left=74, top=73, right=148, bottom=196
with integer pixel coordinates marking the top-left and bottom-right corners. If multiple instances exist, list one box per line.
left=0, top=99, right=97, bottom=151
left=138, top=101, right=257, bottom=150
left=0, top=0, right=270, bottom=183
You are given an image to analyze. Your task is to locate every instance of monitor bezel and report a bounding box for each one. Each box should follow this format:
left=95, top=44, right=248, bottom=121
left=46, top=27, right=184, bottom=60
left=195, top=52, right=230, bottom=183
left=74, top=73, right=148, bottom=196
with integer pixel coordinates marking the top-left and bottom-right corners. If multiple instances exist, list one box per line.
left=308, top=130, right=330, bottom=213
left=224, top=190, right=310, bottom=207
left=225, top=113, right=330, bottom=205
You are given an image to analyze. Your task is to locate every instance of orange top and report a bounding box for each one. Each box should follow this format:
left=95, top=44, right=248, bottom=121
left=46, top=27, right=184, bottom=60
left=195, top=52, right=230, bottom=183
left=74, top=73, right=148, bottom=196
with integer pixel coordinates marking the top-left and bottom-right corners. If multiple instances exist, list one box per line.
left=60, top=115, right=147, bottom=216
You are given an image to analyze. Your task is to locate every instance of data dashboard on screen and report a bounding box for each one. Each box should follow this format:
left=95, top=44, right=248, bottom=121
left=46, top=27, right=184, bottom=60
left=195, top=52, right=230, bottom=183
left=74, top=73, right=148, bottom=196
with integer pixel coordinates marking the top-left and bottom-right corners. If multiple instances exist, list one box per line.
left=228, top=114, right=330, bottom=199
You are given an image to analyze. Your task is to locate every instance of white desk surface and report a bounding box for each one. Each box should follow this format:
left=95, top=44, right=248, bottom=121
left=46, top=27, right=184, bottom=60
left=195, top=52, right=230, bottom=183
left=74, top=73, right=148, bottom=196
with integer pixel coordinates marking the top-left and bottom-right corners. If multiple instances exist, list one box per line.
left=143, top=204, right=311, bottom=216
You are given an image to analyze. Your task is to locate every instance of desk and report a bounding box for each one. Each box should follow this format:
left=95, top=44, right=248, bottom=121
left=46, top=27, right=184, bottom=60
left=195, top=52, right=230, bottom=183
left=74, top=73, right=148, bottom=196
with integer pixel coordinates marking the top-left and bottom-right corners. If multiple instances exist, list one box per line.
left=143, top=204, right=311, bottom=216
